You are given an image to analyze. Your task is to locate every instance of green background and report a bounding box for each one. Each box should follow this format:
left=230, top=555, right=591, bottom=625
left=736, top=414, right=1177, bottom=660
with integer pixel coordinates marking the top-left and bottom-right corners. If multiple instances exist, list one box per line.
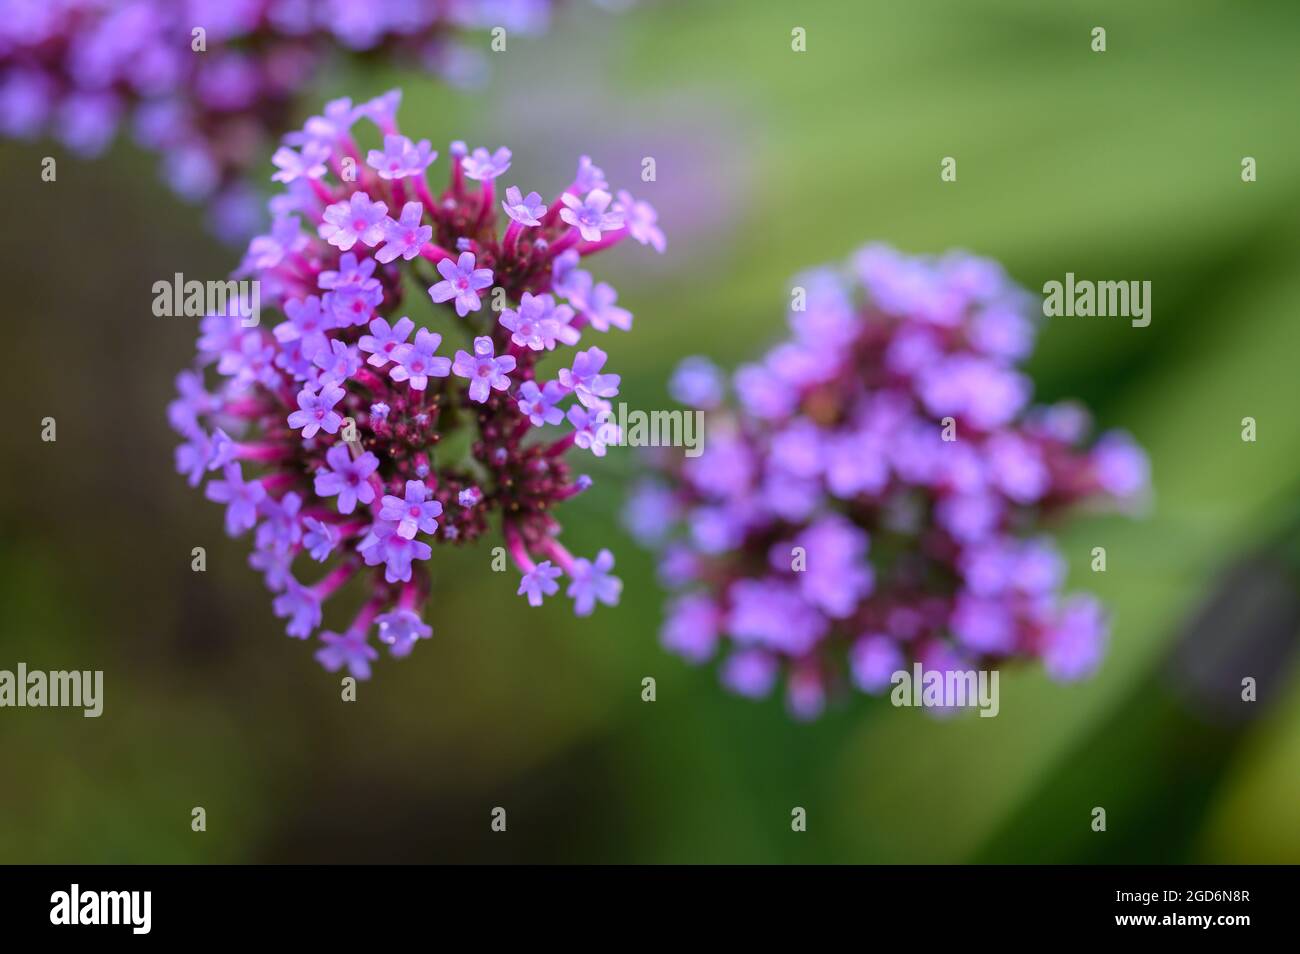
left=1, top=0, right=1298, bottom=862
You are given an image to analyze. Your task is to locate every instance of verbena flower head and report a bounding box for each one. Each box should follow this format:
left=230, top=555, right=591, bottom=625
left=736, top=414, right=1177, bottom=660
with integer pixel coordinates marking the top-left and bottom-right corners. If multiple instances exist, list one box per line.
left=0, top=1, right=582, bottom=239
left=628, top=244, right=1149, bottom=720
left=170, top=89, right=663, bottom=678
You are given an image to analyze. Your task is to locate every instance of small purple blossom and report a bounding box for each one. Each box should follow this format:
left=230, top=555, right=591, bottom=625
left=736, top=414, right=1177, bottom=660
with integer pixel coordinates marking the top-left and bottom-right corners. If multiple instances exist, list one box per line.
left=566, top=549, right=622, bottom=616
left=204, top=462, right=268, bottom=536
left=319, top=191, right=389, bottom=251
left=615, top=190, right=666, bottom=253
left=273, top=577, right=322, bottom=638
left=271, top=142, right=330, bottom=183
left=287, top=383, right=345, bottom=438
left=358, top=315, right=415, bottom=367
left=567, top=404, right=617, bottom=457
left=379, top=480, right=443, bottom=539
left=302, top=517, right=339, bottom=562
left=517, top=380, right=567, bottom=427
left=452, top=336, right=516, bottom=403
left=500, top=293, right=577, bottom=351
left=366, top=134, right=436, bottom=179
left=501, top=186, right=546, bottom=226
left=375, top=201, right=433, bottom=264
left=558, top=347, right=620, bottom=407
left=518, top=561, right=562, bottom=606
left=559, top=189, right=623, bottom=243
left=315, top=629, right=379, bottom=679
left=461, top=145, right=511, bottom=181
left=314, top=444, right=379, bottom=514
left=389, top=328, right=452, bottom=391
left=429, top=251, right=494, bottom=317
left=376, top=609, right=432, bottom=657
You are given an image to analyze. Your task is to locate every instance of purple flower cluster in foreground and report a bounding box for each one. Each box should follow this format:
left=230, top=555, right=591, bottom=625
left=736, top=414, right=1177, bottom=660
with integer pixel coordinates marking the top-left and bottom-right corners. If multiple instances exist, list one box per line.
left=628, top=245, right=1149, bottom=719
left=0, top=0, right=570, bottom=239
left=170, top=89, right=663, bottom=678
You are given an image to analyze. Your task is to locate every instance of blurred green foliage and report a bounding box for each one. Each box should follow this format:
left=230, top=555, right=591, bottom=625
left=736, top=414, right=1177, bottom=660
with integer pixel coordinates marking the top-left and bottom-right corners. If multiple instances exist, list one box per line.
left=1, top=0, right=1298, bottom=862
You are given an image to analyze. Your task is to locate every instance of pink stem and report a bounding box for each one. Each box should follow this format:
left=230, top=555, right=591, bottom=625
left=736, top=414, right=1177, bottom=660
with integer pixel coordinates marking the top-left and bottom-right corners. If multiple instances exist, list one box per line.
left=577, top=227, right=629, bottom=256
left=313, top=560, right=357, bottom=601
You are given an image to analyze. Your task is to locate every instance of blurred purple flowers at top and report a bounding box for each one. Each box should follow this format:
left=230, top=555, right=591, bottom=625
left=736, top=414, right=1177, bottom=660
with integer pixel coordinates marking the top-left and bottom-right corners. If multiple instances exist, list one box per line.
left=0, top=0, right=608, bottom=240
left=170, top=89, right=663, bottom=678
left=629, top=244, right=1151, bottom=720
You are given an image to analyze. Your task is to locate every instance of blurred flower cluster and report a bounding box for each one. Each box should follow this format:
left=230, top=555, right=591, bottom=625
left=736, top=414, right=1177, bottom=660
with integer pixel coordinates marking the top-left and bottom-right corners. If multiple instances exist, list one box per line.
left=627, top=245, right=1149, bottom=719
left=0, top=0, right=574, bottom=239
left=169, top=88, right=663, bottom=677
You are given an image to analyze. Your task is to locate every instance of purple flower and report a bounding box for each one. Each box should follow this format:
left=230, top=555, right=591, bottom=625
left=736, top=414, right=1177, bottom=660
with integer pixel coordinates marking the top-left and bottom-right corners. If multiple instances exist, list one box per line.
left=359, top=520, right=433, bottom=584
left=1092, top=431, right=1150, bottom=500
left=580, top=282, right=632, bottom=333
left=376, top=201, right=432, bottom=264
left=302, top=517, right=339, bottom=562
left=315, top=629, right=379, bottom=679
left=173, top=89, right=662, bottom=679
left=255, top=491, right=303, bottom=554
left=518, top=561, right=562, bottom=606
left=271, top=142, right=330, bottom=183
left=500, top=293, right=577, bottom=351
left=389, top=328, right=452, bottom=391
left=517, top=380, right=566, bottom=427
left=205, top=462, right=267, bottom=535
left=376, top=609, right=432, bottom=657
left=567, top=404, right=617, bottom=457
left=572, top=155, right=607, bottom=194
left=849, top=635, right=904, bottom=694
left=558, top=347, right=620, bottom=407
left=319, top=191, right=389, bottom=251
left=287, top=383, right=345, bottom=438
left=1042, top=596, right=1108, bottom=681
left=566, top=549, right=622, bottom=616
left=366, top=134, right=436, bottom=179
left=721, top=650, right=778, bottom=699
left=669, top=356, right=724, bottom=409
left=318, top=252, right=378, bottom=291
left=314, top=444, right=379, bottom=514
left=559, top=189, right=622, bottom=243
left=501, top=186, right=546, bottom=226
left=312, top=339, right=362, bottom=386
left=358, top=315, right=415, bottom=367
left=379, top=480, right=443, bottom=539
left=615, top=190, right=666, bottom=253
left=461, top=145, right=511, bottom=181
left=273, top=577, right=323, bottom=638
left=429, top=251, right=494, bottom=317
left=661, top=594, right=719, bottom=663
left=453, top=336, right=516, bottom=403
left=631, top=243, right=1147, bottom=717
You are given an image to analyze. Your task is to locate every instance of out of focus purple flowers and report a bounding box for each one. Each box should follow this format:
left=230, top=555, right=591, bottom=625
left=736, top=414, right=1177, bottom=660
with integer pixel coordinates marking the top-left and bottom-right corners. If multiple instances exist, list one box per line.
left=0, top=0, right=580, bottom=239
left=170, top=89, right=662, bottom=677
left=628, top=244, right=1150, bottom=719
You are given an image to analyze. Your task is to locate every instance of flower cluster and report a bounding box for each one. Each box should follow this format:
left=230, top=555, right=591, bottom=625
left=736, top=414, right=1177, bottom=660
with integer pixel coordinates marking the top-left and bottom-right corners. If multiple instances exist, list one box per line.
left=170, top=88, right=663, bottom=677
left=627, top=245, right=1149, bottom=719
left=0, top=0, right=572, bottom=238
